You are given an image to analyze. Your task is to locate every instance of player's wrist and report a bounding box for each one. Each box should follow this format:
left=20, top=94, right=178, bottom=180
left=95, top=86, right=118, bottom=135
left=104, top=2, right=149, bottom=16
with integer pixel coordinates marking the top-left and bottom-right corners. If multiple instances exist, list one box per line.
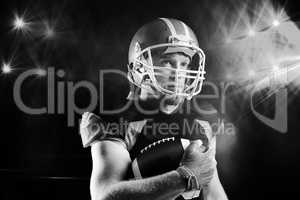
left=176, top=166, right=200, bottom=192
left=172, top=169, right=189, bottom=193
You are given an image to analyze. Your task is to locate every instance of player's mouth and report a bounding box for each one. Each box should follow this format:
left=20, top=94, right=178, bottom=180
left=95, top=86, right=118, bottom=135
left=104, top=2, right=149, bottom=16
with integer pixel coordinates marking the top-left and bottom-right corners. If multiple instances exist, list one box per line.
left=163, top=83, right=184, bottom=92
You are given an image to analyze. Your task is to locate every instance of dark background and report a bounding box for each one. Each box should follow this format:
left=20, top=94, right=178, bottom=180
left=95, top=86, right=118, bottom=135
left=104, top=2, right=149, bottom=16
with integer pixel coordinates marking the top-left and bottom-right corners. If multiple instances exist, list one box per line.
left=0, top=0, right=300, bottom=199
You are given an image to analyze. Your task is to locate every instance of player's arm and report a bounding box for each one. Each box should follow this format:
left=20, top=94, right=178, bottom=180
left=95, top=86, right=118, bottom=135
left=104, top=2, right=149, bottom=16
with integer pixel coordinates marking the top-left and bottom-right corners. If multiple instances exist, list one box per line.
left=80, top=112, right=186, bottom=200
left=202, top=169, right=228, bottom=200
left=90, top=140, right=187, bottom=200
left=201, top=136, right=228, bottom=200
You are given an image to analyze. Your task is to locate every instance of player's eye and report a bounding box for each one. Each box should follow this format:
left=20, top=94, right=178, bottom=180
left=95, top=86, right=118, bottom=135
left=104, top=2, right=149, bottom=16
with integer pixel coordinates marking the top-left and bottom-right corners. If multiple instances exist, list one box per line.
left=181, top=62, right=189, bottom=69
left=160, top=60, right=172, bottom=67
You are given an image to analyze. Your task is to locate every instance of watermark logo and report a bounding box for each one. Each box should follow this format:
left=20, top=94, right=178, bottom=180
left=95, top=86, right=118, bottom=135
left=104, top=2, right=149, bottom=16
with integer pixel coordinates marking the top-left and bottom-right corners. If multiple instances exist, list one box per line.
left=12, top=67, right=288, bottom=133
left=250, top=69, right=288, bottom=133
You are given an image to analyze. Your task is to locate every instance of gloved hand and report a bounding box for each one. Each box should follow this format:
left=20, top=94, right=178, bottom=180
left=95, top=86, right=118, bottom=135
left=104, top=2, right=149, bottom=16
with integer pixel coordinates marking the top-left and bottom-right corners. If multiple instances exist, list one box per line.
left=179, top=140, right=216, bottom=188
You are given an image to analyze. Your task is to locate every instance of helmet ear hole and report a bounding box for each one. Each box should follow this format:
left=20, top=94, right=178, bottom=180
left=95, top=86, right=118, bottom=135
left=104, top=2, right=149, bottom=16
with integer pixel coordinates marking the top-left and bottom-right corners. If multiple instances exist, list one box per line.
left=141, top=52, right=152, bottom=65
left=136, top=63, right=145, bottom=73
left=130, top=60, right=143, bottom=73
left=142, top=52, right=149, bottom=60
left=143, top=74, right=150, bottom=82
left=128, top=62, right=134, bottom=70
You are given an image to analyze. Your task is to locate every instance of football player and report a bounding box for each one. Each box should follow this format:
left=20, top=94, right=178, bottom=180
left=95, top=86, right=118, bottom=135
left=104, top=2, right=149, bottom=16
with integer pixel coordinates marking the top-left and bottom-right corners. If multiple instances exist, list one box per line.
left=80, top=18, right=228, bottom=200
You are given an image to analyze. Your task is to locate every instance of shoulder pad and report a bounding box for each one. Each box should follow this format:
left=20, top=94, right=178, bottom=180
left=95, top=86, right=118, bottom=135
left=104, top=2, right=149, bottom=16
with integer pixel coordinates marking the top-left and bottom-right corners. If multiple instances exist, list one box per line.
left=79, top=112, right=108, bottom=148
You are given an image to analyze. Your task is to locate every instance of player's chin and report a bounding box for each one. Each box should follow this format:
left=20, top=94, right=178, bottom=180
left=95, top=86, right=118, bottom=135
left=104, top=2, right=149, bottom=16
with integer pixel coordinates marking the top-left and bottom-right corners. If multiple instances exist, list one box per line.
left=160, top=94, right=184, bottom=109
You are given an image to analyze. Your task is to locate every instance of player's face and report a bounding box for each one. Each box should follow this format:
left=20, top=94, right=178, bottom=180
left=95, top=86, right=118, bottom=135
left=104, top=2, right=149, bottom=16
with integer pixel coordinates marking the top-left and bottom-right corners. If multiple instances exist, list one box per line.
left=152, top=52, right=191, bottom=95
left=147, top=52, right=191, bottom=112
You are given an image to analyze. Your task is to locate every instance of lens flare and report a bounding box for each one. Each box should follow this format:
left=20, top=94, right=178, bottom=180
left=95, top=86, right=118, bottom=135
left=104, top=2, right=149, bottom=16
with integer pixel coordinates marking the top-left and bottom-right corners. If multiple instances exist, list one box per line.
left=12, top=13, right=32, bottom=34
left=1, top=63, right=12, bottom=74
left=272, top=19, right=280, bottom=27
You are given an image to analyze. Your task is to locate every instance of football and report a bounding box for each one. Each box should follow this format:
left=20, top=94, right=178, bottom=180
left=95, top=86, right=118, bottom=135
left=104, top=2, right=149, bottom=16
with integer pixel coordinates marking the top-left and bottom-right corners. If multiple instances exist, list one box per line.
left=131, top=137, right=202, bottom=199
left=131, top=137, right=191, bottom=179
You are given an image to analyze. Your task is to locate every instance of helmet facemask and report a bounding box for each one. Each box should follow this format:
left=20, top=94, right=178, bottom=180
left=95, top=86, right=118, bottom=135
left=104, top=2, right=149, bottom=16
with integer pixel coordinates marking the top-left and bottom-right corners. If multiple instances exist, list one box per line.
left=128, top=43, right=206, bottom=100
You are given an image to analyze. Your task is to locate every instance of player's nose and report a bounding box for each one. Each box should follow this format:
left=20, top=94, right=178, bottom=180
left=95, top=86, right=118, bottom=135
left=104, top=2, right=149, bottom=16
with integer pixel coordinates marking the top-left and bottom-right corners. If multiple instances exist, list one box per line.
left=169, top=62, right=181, bottom=80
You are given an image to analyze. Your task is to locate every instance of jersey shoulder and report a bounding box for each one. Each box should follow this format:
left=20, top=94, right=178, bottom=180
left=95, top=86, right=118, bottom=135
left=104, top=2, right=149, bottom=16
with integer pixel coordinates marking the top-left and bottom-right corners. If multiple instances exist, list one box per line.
left=79, top=112, right=146, bottom=150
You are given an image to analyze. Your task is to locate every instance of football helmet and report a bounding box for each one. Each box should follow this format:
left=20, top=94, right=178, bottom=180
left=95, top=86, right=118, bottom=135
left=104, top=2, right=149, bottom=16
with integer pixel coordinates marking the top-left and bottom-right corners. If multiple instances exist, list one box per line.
left=127, top=18, right=206, bottom=100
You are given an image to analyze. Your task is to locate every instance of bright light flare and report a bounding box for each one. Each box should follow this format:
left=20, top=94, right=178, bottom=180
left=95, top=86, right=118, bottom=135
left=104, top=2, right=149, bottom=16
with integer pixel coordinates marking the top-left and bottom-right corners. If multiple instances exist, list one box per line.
left=272, top=19, right=280, bottom=27
left=45, top=27, right=55, bottom=38
left=269, top=6, right=289, bottom=29
left=248, top=29, right=256, bottom=37
left=42, top=21, right=56, bottom=39
left=14, top=16, right=25, bottom=29
left=1, top=62, right=13, bottom=74
left=12, top=13, right=31, bottom=32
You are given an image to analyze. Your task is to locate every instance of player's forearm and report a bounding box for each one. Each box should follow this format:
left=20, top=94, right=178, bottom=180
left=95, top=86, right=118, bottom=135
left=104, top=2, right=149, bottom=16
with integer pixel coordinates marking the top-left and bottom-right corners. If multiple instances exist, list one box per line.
left=100, top=170, right=186, bottom=200
left=202, top=174, right=228, bottom=200
left=203, top=187, right=228, bottom=200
